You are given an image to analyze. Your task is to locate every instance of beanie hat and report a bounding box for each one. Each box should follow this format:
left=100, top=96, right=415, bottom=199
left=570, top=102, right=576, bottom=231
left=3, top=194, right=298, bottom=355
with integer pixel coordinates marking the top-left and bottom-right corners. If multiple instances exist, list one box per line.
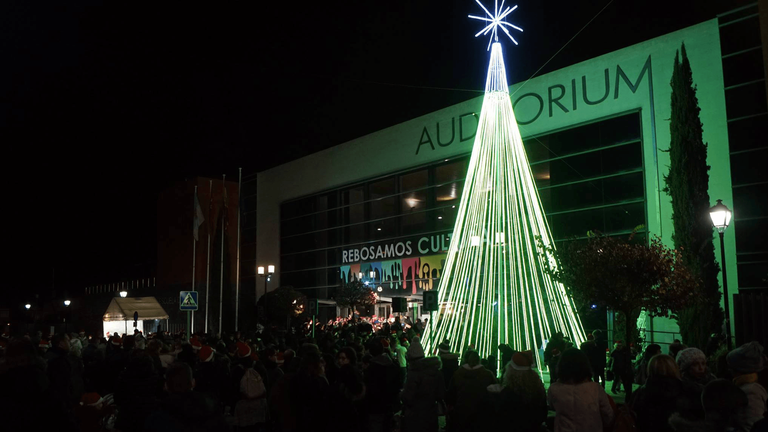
left=407, top=336, right=425, bottom=362
left=676, top=347, right=706, bottom=372
left=727, top=341, right=766, bottom=374
left=191, top=339, right=202, bottom=351
left=381, top=338, right=390, bottom=349
left=80, top=392, right=103, bottom=407
left=438, top=340, right=451, bottom=354
left=236, top=341, right=251, bottom=358
left=199, top=345, right=215, bottom=362
left=510, top=350, right=534, bottom=371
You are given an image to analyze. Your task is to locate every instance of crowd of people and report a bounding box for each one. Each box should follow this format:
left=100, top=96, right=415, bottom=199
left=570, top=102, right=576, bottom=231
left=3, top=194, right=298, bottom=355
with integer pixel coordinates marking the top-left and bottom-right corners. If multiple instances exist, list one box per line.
left=0, top=318, right=766, bottom=432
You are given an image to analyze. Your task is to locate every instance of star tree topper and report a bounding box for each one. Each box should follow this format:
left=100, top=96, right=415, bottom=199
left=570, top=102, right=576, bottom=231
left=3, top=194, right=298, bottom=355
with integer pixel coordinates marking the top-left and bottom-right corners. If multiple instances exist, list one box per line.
left=469, top=0, right=523, bottom=50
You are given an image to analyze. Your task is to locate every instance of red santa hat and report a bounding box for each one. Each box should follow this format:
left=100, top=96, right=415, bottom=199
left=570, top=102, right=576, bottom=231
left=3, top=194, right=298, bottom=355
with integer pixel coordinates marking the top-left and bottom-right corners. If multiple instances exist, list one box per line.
left=191, top=339, right=202, bottom=351
left=236, top=341, right=251, bottom=358
left=510, top=350, right=534, bottom=371
left=199, top=345, right=215, bottom=362
left=80, top=392, right=104, bottom=407
left=39, top=339, right=50, bottom=349
left=111, top=337, right=122, bottom=346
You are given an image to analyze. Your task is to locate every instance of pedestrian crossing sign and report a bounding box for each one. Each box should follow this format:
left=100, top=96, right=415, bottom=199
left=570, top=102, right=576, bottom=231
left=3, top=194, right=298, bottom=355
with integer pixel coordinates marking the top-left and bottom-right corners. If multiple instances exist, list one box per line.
left=179, top=291, right=198, bottom=311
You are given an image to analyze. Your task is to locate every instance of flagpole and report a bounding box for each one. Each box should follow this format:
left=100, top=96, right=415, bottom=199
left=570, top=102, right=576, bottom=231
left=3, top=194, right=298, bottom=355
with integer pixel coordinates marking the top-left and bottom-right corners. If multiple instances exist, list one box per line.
left=235, top=168, right=242, bottom=332
left=205, top=179, right=212, bottom=333
left=219, top=174, right=226, bottom=335
left=191, top=185, right=198, bottom=338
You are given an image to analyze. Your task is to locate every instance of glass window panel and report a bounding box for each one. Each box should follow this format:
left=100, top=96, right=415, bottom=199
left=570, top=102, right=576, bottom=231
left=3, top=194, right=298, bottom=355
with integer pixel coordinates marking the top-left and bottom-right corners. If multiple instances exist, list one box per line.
left=369, top=218, right=397, bottom=240
left=722, top=49, right=765, bottom=87
left=737, top=260, right=768, bottom=288
left=535, top=143, right=642, bottom=186
left=370, top=196, right=397, bottom=219
left=733, top=183, right=768, bottom=220
left=548, top=202, right=645, bottom=239
left=728, top=114, right=768, bottom=153
left=401, top=189, right=428, bottom=214
left=370, top=177, right=396, bottom=199
left=435, top=180, right=464, bottom=204
left=435, top=160, right=468, bottom=184
left=400, top=170, right=429, bottom=193
left=435, top=206, right=459, bottom=231
left=524, top=113, right=641, bottom=162
left=719, top=17, right=761, bottom=56
left=734, top=219, right=768, bottom=255
left=731, top=149, right=768, bottom=186
left=725, top=81, right=768, bottom=120
left=401, top=211, right=429, bottom=235
left=342, top=185, right=366, bottom=206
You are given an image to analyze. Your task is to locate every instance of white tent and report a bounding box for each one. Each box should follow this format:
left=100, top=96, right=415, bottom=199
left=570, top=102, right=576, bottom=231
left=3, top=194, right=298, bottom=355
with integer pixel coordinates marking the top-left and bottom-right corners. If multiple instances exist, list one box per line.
left=102, top=297, right=169, bottom=337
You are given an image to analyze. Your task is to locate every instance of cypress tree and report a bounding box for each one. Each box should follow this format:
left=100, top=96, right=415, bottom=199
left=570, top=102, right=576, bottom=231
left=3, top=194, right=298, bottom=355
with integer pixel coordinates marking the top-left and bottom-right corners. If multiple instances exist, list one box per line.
left=664, top=43, right=723, bottom=349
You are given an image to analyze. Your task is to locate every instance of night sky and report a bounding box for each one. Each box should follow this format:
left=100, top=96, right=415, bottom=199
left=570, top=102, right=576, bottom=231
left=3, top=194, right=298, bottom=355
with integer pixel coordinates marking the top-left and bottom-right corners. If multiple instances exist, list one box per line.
left=2, top=0, right=747, bottom=305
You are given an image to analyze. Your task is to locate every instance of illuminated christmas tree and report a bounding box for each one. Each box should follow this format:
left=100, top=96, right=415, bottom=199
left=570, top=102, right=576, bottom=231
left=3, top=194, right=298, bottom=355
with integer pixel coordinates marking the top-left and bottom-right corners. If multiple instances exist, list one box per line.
left=423, top=2, right=586, bottom=367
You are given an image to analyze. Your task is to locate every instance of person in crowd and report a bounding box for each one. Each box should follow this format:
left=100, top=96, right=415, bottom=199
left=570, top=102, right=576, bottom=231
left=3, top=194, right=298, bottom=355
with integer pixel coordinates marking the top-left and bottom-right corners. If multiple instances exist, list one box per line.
left=144, top=362, right=228, bottom=432
left=114, top=354, right=162, bottom=431
left=669, top=379, right=749, bottom=432
left=194, top=345, right=227, bottom=405
left=47, top=333, right=79, bottom=422
left=726, top=341, right=768, bottom=431
left=545, top=332, right=566, bottom=384
left=438, top=339, right=460, bottom=388
left=74, top=392, right=115, bottom=432
left=364, top=337, right=401, bottom=432
left=677, top=347, right=717, bottom=391
left=104, top=336, right=128, bottom=394
left=401, top=336, right=445, bottom=432
left=262, top=346, right=284, bottom=396
left=630, top=354, right=702, bottom=432
left=447, top=349, right=497, bottom=432
left=289, top=352, right=332, bottom=432
left=580, top=333, right=607, bottom=387
left=548, top=348, right=614, bottom=432
left=609, top=340, right=634, bottom=400
left=669, top=339, right=686, bottom=359
left=330, top=346, right=366, bottom=425
left=634, top=343, right=662, bottom=386
left=0, top=339, right=73, bottom=430
left=159, top=342, right=175, bottom=369
left=234, top=356, right=269, bottom=430
left=485, top=350, right=547, bottom=432
left=391, top=335, right=408, bottom=387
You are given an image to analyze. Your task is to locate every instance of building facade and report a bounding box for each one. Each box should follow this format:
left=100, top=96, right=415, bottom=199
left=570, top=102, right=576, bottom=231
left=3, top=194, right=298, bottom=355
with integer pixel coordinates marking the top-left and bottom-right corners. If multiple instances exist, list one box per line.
left=255, top=13, right=767, bottom=338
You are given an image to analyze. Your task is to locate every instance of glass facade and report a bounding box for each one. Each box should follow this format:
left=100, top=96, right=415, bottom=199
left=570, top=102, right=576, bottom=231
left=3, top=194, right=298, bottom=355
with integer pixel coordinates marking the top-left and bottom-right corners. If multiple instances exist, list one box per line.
left=719, top=6, right=768, bottom=290
left=280, top=112, right=645, bottom=296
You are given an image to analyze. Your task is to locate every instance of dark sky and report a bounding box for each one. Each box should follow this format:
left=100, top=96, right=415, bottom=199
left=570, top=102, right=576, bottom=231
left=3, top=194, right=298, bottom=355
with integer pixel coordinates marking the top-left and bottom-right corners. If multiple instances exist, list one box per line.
left=2, top=0, right=747, bottom=303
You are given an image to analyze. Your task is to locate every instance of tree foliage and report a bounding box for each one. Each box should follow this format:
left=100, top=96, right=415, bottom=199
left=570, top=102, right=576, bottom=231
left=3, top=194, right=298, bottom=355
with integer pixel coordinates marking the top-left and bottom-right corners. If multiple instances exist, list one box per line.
left=539, top=231, right=702, bottom=344
left=333, top=280, right=377, bottom=314
left=258, top=286, right=306, bottom=326
left=664, top=43, right=723, bottom=349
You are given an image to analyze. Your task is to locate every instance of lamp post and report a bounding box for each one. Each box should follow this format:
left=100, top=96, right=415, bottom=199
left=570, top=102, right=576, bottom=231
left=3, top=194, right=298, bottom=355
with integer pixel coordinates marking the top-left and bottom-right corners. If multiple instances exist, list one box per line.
left=64, top=300, right=71, bottom=333
left=709, top=199, right=733, bottom=350
left=119, top=291, right=128, bottom=333
left=257, top=265, right=275, bottom=318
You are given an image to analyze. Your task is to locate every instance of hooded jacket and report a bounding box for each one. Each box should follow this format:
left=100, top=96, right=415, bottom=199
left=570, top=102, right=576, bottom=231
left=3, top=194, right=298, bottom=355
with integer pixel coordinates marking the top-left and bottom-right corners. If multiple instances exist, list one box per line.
left=401, top=356, right=445, bottom=432
left=447, top=364, right=498, bottom=432
left=631, top=375, right=703, bottom=432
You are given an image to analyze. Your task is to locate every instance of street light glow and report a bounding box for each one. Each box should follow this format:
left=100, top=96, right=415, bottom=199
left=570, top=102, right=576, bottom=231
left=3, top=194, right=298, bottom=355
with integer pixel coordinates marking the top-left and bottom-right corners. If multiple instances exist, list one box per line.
left=25, top=304, right=31, bottom=310
left=119, top=291, right=128, bottom=298
left=64, top=300, right=71, bottom=307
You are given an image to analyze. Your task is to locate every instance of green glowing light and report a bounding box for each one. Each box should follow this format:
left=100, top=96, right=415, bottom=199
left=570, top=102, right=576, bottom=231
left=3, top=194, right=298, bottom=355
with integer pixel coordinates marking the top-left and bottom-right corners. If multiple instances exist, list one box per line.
left=423, top=42, right=586, bottom=370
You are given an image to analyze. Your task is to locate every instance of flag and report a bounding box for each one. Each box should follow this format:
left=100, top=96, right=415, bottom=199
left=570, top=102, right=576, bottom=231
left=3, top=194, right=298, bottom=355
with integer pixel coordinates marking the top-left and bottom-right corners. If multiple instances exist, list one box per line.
left=193, top=192, right=205, bottom=241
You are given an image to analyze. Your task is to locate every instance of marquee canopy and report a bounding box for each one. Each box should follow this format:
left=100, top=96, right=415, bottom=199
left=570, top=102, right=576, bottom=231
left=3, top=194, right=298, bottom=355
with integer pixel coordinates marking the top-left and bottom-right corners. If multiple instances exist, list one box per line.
left=103, top=297, right=169, bottom=322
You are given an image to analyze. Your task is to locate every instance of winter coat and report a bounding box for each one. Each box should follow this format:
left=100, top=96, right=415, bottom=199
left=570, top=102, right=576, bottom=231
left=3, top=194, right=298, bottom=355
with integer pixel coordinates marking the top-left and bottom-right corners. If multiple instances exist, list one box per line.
left=194, top=360, right=228, bottom=404
left=401, top=356, right=445, bottom=432
left=484, top=384, right=547, bottom=432
left=143, top=390, right=228, bottom=432
left=734, top=381, right=767, bottom=432
left=439, top=353, right=460, bottom=389
left=0, top=362, right=76, bottom=431
left=581, top=340, right=606, bottom=371
left=290, top=371, right=332, bottom=432
left=630, top=375, right=703, bottom=432
left=114, top=356, right=162, bottom=431
left=447, top=364, right=497, bottom=432
left=668, top=413, right=718, bottom=432
left=364, top=353, right=400, bottom=415
left=46, top=347, right=76, bottom=419
left=547, top=381, right=614, bottom=432
left=610, top=347, right=633, bottom=375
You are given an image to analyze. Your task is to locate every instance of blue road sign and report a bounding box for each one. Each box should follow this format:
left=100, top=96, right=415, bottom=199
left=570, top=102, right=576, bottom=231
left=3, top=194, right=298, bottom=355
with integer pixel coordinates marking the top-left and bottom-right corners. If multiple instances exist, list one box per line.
left=180, top=291, right=199, bottom=311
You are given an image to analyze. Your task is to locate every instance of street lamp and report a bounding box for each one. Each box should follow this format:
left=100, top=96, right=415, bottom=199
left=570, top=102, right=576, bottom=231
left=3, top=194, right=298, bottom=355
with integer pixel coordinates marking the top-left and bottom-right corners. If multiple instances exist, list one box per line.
left=257, top=265, right=275, bottom=304
left=119, top=291, right=128, bottom=298
left=709, top=199, right=733, bottom=350
left=63, top=299, right=71, bottom=333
